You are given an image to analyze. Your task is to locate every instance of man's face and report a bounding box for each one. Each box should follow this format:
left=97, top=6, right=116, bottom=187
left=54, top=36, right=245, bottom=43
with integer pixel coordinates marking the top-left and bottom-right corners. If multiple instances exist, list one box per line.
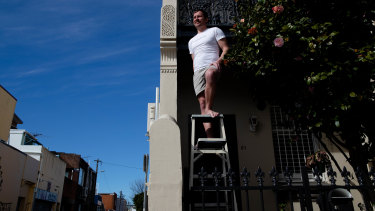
left=193, top=11, right=208, bottom=28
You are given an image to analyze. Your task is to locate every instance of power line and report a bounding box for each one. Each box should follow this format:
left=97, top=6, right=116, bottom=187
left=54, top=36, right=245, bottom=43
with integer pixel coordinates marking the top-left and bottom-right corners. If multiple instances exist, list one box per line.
left=101, top=161, right=142, bottom=170
left=101, top=170, right=112, bottom=191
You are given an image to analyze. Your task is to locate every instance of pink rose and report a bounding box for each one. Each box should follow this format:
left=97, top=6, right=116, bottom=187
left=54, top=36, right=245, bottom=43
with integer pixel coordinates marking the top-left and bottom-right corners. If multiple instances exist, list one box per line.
left=240, top=18, right=245, bottom=23
left=274, top=37, right=284, bottom=47
left=272, top=5, right=284, bottom=14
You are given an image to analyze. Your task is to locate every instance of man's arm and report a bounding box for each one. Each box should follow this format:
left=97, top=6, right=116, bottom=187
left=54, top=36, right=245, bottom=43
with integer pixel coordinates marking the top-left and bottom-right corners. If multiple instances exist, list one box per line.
left=212, top=38, right=229, bottom=70
left=217, top=38, right=229, bottom=62
left=191, top=54, right=194, bottom=71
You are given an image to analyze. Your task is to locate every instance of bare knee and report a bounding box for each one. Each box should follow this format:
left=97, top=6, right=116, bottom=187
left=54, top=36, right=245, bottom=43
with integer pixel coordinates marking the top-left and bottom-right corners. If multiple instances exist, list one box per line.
left=205, top=68, right=219, bottom=83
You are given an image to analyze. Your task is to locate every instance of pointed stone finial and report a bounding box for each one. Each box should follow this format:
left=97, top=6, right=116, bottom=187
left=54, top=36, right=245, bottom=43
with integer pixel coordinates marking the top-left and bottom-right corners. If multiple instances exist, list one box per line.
left=255, top=166, right=264, bottom=187
left=241, top=167, right=250, bottom=187
left=212, top=167, right=222, bottom=187
left=284, top=167, right=293, bottom=186
left=198, top=167, right=207, bottom=187
left=227, top=168, right=235, bottom=187
left=269, top=166, right=278, bottom=187
left=327, top=166, right=337, bottom=186
left=355, top=167, right=364, bottom=186
left=341, top=167, right=351, bottom=187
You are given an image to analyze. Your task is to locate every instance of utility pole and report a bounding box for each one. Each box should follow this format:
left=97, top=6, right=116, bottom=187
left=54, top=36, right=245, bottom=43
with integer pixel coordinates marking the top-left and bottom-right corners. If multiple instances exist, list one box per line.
left=94, top=159, right=102, bottom=194
left=94, top=159, right=102, bottom=173
left=119, top=191, right=123, bottom=211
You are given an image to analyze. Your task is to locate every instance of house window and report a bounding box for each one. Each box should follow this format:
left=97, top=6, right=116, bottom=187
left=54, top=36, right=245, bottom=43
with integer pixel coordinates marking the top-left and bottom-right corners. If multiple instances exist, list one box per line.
left=271, top=106, right=316, bottom=177
left=78, top=168, right=85, bottom=186
left=65, top=170, right=71, bottom=179
left=22, top=133, right=40, bottom=145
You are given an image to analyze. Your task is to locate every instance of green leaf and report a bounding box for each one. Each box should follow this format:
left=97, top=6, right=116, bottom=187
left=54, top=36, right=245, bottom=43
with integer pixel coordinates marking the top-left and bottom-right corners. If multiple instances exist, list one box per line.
left=311, top=24, right=319, bottom=30
left=349, top=92, right=357, bottom=97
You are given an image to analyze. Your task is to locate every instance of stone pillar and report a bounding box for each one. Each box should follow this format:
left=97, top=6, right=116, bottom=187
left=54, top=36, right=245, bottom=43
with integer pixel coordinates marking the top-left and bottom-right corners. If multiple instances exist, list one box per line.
left=160, top=0, right=177, bottom=119
left=148, top=115, right=182, bottom=211
left=147, top=1, right=182, bottom=210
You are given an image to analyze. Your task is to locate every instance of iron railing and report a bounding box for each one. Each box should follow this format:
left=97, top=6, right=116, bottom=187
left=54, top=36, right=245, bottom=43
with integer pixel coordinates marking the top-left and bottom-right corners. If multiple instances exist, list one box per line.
left=190, top=166, right=375, bottom=211
left=0, top=202, right=11, bottom=211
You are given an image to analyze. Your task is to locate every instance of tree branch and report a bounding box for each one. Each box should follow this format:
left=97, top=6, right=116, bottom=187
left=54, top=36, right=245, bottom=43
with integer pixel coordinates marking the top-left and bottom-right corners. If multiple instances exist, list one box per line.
left=328, top=132, right=349, bottom=149
left=325, top=133, right=353, bottom=167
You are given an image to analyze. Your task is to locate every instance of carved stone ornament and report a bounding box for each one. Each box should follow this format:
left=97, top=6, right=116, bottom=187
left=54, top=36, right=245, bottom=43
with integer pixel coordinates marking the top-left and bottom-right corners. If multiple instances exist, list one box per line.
left=179, top=0, right=239, bottom=26
left=161, top=69, right=177, bottom=73
left=162, top=5, right=176, bottom=37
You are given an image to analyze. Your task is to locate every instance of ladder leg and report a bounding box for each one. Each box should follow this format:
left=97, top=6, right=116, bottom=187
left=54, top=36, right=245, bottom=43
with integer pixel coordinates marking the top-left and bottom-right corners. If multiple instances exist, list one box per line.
left=189, top=151, right=195, bottom=189
left=222, top=149, right=238, bottom=211
left=189, top=117, right=196, bottom=190
left=222, top=156, right=230, bottom=211
left=189, top=117, right=196, bottom=211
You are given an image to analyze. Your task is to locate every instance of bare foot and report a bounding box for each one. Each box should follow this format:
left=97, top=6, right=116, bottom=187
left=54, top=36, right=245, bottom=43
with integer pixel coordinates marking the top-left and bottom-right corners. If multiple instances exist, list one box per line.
left=206, top=109, right=219, bottom=118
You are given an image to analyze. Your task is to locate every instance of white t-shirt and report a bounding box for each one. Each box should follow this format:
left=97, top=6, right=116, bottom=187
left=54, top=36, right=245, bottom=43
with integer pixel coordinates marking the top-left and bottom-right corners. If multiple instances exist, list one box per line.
left=188, top=27, right=225, bottom=72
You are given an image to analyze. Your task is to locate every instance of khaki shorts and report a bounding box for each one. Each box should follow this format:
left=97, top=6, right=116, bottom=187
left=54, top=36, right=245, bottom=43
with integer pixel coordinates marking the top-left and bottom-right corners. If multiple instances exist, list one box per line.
left=193, top=65, right=217, bottom=96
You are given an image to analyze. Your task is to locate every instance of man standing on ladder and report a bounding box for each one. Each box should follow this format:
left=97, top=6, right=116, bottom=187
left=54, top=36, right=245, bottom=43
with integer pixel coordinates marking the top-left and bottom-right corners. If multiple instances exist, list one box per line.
left=188, top=9, right=229, bottom=138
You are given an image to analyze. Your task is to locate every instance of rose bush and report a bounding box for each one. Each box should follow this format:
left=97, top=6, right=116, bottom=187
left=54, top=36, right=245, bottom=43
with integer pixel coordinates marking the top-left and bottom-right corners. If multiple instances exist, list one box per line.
left=225, top=0, right=375, bottom=136
left=225, top=0, right=375, bottom=199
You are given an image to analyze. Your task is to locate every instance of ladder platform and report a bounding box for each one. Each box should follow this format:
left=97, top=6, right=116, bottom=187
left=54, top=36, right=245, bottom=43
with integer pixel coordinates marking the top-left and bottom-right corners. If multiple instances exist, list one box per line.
left=197, top=138, right=226, bottom=149
left=193, top=149, right=227, bottom=154
left=191, top=114, right=224, bottom=123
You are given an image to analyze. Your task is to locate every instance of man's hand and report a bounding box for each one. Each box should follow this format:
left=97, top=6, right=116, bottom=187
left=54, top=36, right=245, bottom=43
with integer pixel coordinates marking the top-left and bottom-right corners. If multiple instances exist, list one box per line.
left=210, top=59, right=222, bottom=71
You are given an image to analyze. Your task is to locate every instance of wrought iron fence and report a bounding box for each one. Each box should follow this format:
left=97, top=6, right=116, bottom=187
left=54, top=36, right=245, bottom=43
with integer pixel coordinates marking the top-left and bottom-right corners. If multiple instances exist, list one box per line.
left=0, top=202, right=11, bottom=211
left=190, top=166, right=375, bottom=211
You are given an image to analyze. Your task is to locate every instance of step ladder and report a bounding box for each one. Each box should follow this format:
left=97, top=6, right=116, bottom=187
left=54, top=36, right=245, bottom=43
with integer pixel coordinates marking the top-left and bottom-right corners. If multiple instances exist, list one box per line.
left=189, top=114, right=238, bottom=211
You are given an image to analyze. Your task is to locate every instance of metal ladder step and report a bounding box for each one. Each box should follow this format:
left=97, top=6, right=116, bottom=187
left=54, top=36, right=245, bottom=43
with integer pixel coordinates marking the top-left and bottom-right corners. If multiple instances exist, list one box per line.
left=191, top=114, right=224, bottom=123
left=197, top=138, right=226, bottom=149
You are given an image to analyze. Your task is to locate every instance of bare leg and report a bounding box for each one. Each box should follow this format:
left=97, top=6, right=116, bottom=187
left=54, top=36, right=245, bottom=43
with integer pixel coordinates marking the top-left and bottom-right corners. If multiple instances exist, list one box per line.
left=197, top=93, right=214, bottom=138
left=204, top=67, right=220, bottom=117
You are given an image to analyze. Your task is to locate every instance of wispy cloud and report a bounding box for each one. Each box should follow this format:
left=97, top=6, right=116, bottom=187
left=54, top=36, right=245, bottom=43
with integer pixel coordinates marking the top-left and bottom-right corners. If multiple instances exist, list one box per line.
left=78, top=46, right=139, bottom=65
left=122, top=86, right=154, bottom=97
left=3, top=26, right=34, bottom=33
left=0, top=0, right=160, bottom=100
left=1, top=19, right=102, bottom=46
left=123, top=0, right=160, bottom=7
left=0, top=44, right=145, bottom=81
left=50, top=18, right=101, bottom=41
left=81, top=85, right=154, bottom=101
left=16, top=68, right=50, bottom=78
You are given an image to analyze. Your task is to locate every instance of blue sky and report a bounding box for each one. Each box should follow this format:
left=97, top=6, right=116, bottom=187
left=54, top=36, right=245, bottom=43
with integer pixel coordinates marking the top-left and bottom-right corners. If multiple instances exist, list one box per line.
left=0, top=0, right=161, bottom=201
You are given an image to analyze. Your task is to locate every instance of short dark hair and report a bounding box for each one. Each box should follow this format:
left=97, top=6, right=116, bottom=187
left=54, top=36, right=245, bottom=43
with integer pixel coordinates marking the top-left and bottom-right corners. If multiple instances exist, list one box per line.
left=194, top=9, right=208, bottom=19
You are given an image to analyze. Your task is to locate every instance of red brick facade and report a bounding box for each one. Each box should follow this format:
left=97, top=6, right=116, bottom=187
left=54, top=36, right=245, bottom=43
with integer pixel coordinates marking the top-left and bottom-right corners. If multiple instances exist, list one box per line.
left=100, top=193, right=117, bottom=211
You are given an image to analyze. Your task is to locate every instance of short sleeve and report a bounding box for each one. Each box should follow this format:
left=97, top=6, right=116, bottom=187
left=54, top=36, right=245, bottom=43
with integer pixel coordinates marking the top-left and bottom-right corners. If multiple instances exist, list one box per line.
left=188, top=40, right=193, bottom=54
left=214, top=27, right=226, bottom=41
